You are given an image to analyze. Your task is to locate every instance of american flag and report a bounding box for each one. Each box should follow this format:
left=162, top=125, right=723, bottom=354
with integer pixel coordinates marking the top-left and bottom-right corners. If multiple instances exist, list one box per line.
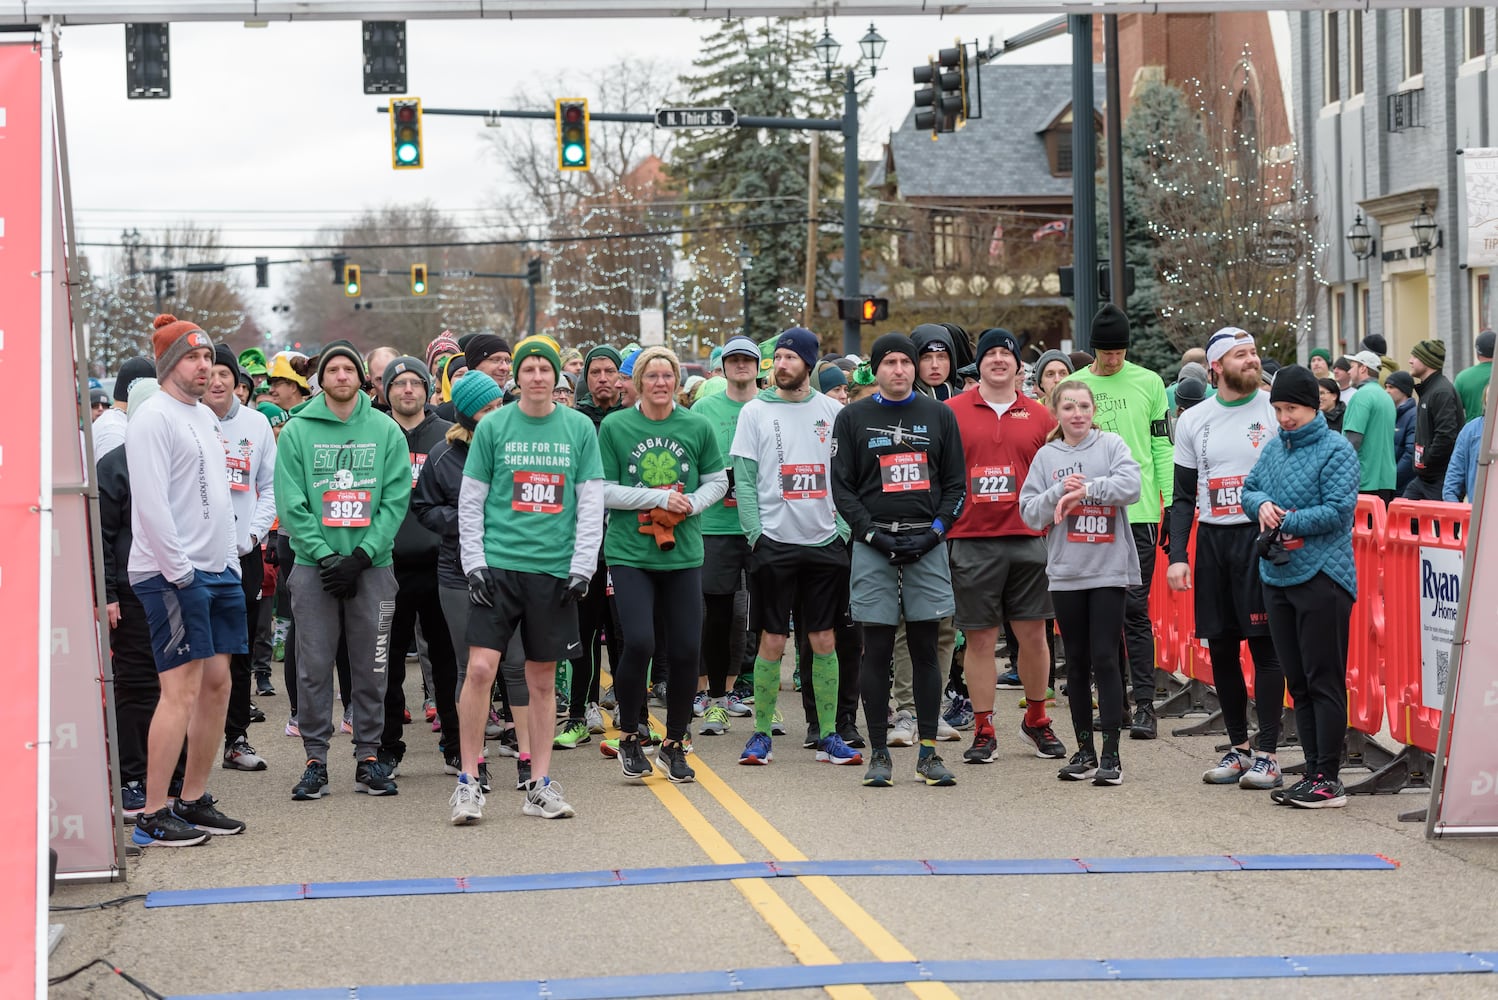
left=988, top=222, right=1006, bottom=258
left=1032, top=219, right=1069, bottom=241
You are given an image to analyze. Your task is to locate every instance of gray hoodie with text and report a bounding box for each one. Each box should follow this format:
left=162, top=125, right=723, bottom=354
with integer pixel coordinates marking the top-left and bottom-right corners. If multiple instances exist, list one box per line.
left=1019, top=428, right=1143, bottom=591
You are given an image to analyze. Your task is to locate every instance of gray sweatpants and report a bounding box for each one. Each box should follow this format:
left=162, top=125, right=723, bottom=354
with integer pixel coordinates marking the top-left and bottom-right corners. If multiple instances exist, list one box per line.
left=288, top=562, right=398, bottom=762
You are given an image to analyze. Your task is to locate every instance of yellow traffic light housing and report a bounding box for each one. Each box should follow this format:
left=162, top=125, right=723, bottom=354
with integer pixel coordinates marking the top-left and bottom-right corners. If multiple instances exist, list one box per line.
left=344, top=264, right=362, bottom=297
left=411, top=263, right=428, bottom=296
left=556, top=99, right=590, bottom=171
left=390, top=97, right=423, bottom=169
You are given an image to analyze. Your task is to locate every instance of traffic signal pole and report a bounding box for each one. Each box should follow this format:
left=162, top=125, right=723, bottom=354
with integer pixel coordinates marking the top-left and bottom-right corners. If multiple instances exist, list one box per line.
left=1068, top=14, right=1098, bottom=352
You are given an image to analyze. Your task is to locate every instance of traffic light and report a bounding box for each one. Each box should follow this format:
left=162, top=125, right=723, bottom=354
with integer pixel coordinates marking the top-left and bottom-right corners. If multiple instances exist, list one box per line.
left=362, top=21, right=407, bottom=95
left=526, top=258, right=543, bottom=285
left=410, top=263, right=428, bottom=296
left=125, top=23, right=170, bottom=100
left=556, top=99, right=590, bottom=171
left=912, top=58, right=940, bottom=138
left=837, top=296, right=888, bottom=324
left=343, top=264, right=362, bottom=298
left=389, top=98, right=423, bottom=169
left=936, top=46, right=967, bottom=129
left=255, top=256, right=269, bottom=288
left=331, top=254, right=348, bottom=285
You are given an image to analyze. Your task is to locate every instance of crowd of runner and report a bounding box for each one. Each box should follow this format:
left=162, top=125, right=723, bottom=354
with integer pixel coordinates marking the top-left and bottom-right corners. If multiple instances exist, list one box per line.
left=94, top=304, right=1493, bottom=844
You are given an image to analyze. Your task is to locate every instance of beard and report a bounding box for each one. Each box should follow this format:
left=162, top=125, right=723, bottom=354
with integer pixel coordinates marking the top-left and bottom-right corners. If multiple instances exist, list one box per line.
left=774, top=368, right=808, bottom=392
left=1221, top=363, right=1261, bottom=395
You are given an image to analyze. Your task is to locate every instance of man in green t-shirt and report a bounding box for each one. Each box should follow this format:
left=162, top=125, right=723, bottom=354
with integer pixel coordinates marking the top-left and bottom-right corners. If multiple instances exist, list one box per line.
left=1453, top=330, right=1494, bottom=418
left=450, top=337, right=604, bottom=826
left=1069, top=304, right=1174, bottom=739
left=1342, top=350, right=1398, bottom=504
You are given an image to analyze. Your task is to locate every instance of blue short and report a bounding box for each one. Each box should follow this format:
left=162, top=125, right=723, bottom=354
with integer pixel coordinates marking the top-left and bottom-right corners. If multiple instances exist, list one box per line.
left=133, top=569, right=247, bottom=672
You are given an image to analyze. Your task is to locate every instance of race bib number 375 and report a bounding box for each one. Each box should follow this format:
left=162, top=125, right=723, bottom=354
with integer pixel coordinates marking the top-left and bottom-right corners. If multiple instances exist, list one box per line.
left=879, top=452, right=930, bottom=493
left=322, top=490, right=371, bottom=527
left=512, top=471, right=565, bottom=514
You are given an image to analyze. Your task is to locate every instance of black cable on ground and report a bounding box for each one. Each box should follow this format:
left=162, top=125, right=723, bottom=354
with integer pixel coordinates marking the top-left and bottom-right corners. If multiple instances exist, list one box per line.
left=47, top=957, right=164, bottom=998
left=49, top=893, right=147, bottom=912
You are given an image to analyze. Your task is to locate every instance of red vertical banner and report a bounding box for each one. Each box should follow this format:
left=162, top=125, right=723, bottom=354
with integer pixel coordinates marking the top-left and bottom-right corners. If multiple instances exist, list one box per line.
left=0, top=39, right=45, bottom=999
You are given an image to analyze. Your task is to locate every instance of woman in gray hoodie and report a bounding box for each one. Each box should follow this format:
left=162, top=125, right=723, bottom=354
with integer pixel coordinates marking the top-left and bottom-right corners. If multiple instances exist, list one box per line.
left=1020, top=380, right=1142, bottom=786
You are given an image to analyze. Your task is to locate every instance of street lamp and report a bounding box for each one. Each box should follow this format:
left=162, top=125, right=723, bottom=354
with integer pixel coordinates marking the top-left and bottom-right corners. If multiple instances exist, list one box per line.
left=1346, top=211, right=1376, bottom=262
left=814, top=27, right=840, bottom=80
left=1412, top=201, right=1441, bottom=253
left=858, top=23, right=887, bottom=67
left=738, top=243, right=753, bottom=340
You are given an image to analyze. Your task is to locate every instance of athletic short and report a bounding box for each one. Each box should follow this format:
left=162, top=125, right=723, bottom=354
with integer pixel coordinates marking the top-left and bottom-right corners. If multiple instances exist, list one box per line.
left=948, top=536, right=1053, bottom=629
left=465, top=568, right=581, bottom=663
left=849, top=538, right=954, bottom=627
left=701, top=533, right=752, bottom=595
left=1193, top=521, right=1271, bottom=640
left=133, top=568, right=248, bottom=672
left=748, top=536, right=849, bottom=635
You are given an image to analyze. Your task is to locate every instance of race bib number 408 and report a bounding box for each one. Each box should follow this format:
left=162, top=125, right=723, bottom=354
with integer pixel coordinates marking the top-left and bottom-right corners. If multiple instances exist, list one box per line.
left=879, top=452, right=930, bottom=493
left=511, top=471, right=565, bottom=514
left=322, top=490, right=371, bottom=527
left=1066, top=505, right=1116, bottom=544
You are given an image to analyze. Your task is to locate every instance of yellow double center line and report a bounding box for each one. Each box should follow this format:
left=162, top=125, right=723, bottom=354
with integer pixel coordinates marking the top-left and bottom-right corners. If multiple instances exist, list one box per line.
left=641, top=714, right=959, bottom=1000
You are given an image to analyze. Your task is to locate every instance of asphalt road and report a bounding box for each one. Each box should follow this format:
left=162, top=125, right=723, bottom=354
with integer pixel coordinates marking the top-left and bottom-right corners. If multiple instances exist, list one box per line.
left=46, top=655, right=1498, bottom=999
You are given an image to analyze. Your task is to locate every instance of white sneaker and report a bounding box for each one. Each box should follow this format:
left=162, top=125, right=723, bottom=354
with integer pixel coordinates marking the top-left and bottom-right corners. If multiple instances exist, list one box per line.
left=600, top=684, right=616, bottom=710
left=692, top=691, right=709, bottom=718
left=888, top=710, right=917, bottom=747
left=585, top=702, right=606, bottom=734
left=699, top=701, right=731, bottom=735
left=522, top=776, right=576, bottom=819
left=450, top=775, right=485, bottom=825
left=484, top=708, right=504, bottom=739
left=222, top=738, right=267, bottom=771
left=936, top=716, right=961, bottom=742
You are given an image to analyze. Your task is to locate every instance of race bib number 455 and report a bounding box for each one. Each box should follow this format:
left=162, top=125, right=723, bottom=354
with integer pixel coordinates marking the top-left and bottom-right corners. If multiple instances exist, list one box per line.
left=512, top=471, right=565, bottom=514
left=1066, top=505, right=1116, bottom=544
left=880, top=452, right=930, bottom=493
left=322, top=490, right=371, bottom=527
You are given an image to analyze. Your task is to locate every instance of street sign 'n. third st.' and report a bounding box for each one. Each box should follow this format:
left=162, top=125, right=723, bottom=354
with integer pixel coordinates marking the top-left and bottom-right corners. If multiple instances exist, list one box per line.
left=655, top=107, right=737, bottom=129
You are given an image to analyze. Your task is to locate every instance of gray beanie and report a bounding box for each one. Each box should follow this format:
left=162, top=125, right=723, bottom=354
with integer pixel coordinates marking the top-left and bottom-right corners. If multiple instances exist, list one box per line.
left=1033, top=349, right=1074, bottom=378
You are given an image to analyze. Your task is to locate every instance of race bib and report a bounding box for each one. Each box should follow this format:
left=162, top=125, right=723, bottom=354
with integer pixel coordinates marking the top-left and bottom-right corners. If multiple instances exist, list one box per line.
left=226, top=456, right=250, bottom=493
left=511, top=471, right=565, bottom=514
left=1066, top=505, right=1116, bottom=544
left=723, top=467, right=737, bottom=508
left=969, top=464, right=1017, bottom=504
left=322, top=490, right=371, bottom=527
left=780, top=463, right=828, bottom=500
left=879, top=452, right=930, bottom=493
left=410, top=452, right=428, bottom=488
left=1281, top=532, right=1304, bottom=551
left=1207, top=474, right=1245, bottom=517
left=1414, top=443, right=1425, bottom=469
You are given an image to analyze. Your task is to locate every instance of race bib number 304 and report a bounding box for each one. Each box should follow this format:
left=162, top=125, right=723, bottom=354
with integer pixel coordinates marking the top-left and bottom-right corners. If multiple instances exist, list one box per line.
left=969, top=464, right=1016, bottom=503
left=1066, top=505, right=1116, bottom=543
left=1207, top=474, right=1245, bottom=517
left=879, top=452, right=930, bottom=493
left=780, top=463, right=828, bottom=500
left=512, top=471, right=565, bottom=514
left=322, top=490, right=371, bottom=527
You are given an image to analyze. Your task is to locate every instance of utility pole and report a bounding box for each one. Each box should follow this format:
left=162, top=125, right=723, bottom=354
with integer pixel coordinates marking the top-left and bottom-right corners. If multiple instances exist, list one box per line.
left=1070, top=15, right=1099, bottom=351
left=803, top=135, right=819, bottom=329
left=841, top=68, right=861, bottom=357
left=1104, top=15, right=1127, bottom=309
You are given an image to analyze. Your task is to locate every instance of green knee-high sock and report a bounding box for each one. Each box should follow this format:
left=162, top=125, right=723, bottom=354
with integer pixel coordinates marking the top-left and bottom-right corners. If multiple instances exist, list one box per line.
left=812, top=651, right=838, bottom=742
left=753, top=656, right=780, bottom=734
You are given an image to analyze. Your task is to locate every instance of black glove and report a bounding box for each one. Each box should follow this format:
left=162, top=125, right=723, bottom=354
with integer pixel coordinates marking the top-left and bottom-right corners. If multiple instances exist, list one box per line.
left=467, top=568, right=499, bottom=608
left=890, top=529, right=943, bottom=566
left=319, top=548, right=371, bottom=598
left=264, top=537, right=279, bottom=566
left=865, top=531, right=901, bottom=561
left=1158, top=522, right=1170, bottom=552
left=561, top=573, right=590, bottom=605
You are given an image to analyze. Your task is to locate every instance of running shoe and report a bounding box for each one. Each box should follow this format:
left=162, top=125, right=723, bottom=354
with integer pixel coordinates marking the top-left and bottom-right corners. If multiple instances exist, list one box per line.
left=354, top=757, right=398, bottom=796
left=816, top=733, right=863, bottom=765
left=963, top=729, right=999, bottom=764
left=443, top=756, right=492, bottom=793
left=1130, top=702, right=1158, bottom=740
left=770, top=708, right=788, bottom=736
left=599, top=684, right=617, bottom=710
left=600, top=726, right=663, bottom=757
left=792, top=667, right=801, bottom=692
left=515, top=758, right=531, bottom=791
left=584, top=702, right=606, bottom=734
left=256, top=675, right=277, bottom=697
left=803, top=725, right=820, bottom=749
left=649, top=681, right=668, bottom=707
left=132, top=807, right=209, bottom=848
left=1287, top=775, right=1347, bottom=809
left=284, top=715, right=300, bottom=738
left=936, top=716, right=962, bottom=741
left=916, top=753, right=957, bottom=786
left=423, top=699, right=437, bottom=722
left=249, top=703, right=266, bottom=724
left=1239, top=754, right=1284, bottom=790
left=618, top=737, right=651, bottom=780
left=119, top=780, right=146, bottom=821
left=1019, top=721, right=1067, bottom=760
left=341, top=707, right=352, bottom=734
left=1058, top=748, right=1098, bottom=781
left=739, top=732, right=773, bottom=765
left=887, top=710, right=916, bottom=747
left=656, top=742, right=696, bottom=783
left=942, top=693, right=975, bottom=731
left=699, top=702, right=730, bottom=735
left=376, top=748, right=402, bottom=778
left=554, top=720, right=591, bottom=749
left=523, top=776, right=577, bottom=818
left=995, top=668, right=1022, bottom=687
left=450, top=774, right=484, bottom=825
left=485, top=709, right=505, bottom=739
left=863, top=749, right=893, bottom=787
left=494, top=726, right=520, bottom=757
left=838, top=722, right=866, bottom=749
left=1093, top=752, right=1123, bottom=786
left=1017, top=688, right=1056, bottom=708
left=725, top=690, right=753, bottom=717
left=291, top=760, right=329, bottom=800
left=172, top=793, right=245, bottom=835
left=222, top=738, right=267, bottom=772
left=692, top=691, right=710, bottom=718
left=555, top=691, right=570, bottom=719
left=1203, top=749, right=1254, bottom=785
left=1271, top=775, right=1313, bottom=805
left=401, top=707, right=411, bottom=724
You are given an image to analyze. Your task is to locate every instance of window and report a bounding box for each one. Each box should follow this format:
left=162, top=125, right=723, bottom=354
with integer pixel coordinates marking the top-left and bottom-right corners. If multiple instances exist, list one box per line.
left=1358, top=283, right=1371, bottom=343
left=931, top=212, right=958, bottom=270
left=1324, top=12, right=1341, bottom=104
left=1335, top=290, right=1349, bottom=356
left=1476, top=271, right=1492, bottom=334
left=1405, top=10, right=1424, bottom=79
left=1466, top=7, right=1486, bottom=61
left=1233, top=89, right=1259, bottom=184
left=1349, top=10, right=1364, bottom=95
left=1055, top=132, right=1073, bottom=175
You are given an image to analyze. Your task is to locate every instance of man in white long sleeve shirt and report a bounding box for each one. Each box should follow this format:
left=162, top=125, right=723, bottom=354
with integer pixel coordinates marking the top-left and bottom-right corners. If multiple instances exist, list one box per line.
left=125, top=315, right=248, bottom=848
left=204, top=345, right=277, bottom=773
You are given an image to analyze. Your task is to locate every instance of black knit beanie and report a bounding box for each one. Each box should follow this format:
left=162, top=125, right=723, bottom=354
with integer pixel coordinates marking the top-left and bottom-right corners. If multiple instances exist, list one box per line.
left=1090, top=303, right=1131, bottom=351
left=1269, top=364, right=1320, bottom=410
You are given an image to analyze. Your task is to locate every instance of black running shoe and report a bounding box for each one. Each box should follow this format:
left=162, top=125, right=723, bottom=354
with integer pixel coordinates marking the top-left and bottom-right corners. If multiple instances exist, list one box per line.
left=657, top=742, right=696, bottom=783
left=172, top=793, right=245, bottom=835
left=132, top=807, right=209, bottom=847
left=803, top=725, right=820, bottom=750
left=1094, top=752, right=1123, bottom=786
left=863, top=749, right=893, bottom=787
left=1287, top=775, right=1347, bottom=809
left=515, top=758, right=532, bottom=791
left=916, top=753, right=957, bottom=786
left=248, top=703, right=266, bottom=724
left=291, top=760, right=329, bottom=800
left=1019, top=721, right=1067, bottom=759
left=376, top=748, right=402, bottom=779
left=838, top=722, right=866, bottom=749
left=963, top=729, right=998, bottom=764
left=1058, top=748, right=1099, bottom=781
left=256, top=675, right=276, bottom=697
left=1272, top=775, right=1315, bottom=806
left=1129, top=702, right=1157, bottom=740
left=354, top=757, right=398, bottom=796
left=618, top=736, right=650, bottom=780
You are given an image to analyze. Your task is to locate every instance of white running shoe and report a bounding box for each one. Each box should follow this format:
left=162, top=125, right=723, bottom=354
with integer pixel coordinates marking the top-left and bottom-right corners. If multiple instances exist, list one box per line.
left=450, top=775, right=485, bottom=825
left=522, top=777, right=576, bottom=819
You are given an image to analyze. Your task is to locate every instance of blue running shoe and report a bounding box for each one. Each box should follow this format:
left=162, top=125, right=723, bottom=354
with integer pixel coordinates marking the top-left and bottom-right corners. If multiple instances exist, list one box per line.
left=739, top=732, right=773, bottom=765
left=815, top=732, right=863, bottom=765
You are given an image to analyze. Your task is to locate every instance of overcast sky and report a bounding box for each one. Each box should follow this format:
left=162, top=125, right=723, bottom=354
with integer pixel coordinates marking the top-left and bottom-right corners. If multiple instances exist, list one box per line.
left=54, top=13, right=1067, bottom=314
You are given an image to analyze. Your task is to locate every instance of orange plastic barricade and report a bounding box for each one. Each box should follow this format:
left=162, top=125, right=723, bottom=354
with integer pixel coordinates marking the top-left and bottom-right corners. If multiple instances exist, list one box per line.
left=1347, top=496, right=1387, bottom=736
left=1149, top=548, right=1176, bottom=673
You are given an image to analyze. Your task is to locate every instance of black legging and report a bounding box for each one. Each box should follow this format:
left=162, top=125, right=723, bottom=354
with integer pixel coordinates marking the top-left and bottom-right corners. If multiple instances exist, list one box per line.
left=1209, top=636, right=1284, bottom=752
left=703, top=591, right=747, bottom=698
left=568, top=561, right=615, bottom=720
left=610, top=566, right=702, bottom=743
left=1051, top=588, right=1128, bottom=741
left=859, top=620, right=941, bottom=750
left=225, top=550, right=264, bottom=743
left=1264, top=573, right=1352, bottom=781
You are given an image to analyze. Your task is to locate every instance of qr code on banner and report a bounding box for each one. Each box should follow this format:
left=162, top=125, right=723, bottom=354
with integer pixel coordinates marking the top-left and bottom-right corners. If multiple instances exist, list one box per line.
left=1436, top=649, right=1450, bottom=696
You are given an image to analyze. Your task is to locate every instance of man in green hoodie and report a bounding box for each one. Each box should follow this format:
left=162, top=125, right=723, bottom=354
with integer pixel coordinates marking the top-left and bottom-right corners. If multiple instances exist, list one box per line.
left=274, top=341, right=411, bottom=801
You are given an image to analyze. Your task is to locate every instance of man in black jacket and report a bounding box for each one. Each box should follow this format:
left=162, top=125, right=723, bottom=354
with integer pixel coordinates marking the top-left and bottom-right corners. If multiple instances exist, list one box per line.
left=1404, top=339, right=1466, bottom=500
left=379, top=356, right=459, bottom=773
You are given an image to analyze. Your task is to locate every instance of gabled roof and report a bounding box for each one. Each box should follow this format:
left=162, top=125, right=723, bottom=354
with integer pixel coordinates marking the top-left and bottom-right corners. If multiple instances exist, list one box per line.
left=886, top=62, right=1106, bottom=201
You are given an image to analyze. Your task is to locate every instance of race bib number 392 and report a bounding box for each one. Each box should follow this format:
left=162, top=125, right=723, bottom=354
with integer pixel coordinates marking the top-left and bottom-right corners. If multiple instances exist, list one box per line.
left=1066, top=505, right=1116, bottom=544
left=879, top=452, right=930, bottom=493
left=322, top=490, right=371, bottom=527
left=969, top=464, right=1016, bottom=503
left=511, top=471, right=565, bottom=514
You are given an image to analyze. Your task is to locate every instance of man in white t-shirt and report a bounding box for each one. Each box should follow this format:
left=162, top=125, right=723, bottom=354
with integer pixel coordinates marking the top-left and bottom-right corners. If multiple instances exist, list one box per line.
left=126, top=315, right=248, bottom=847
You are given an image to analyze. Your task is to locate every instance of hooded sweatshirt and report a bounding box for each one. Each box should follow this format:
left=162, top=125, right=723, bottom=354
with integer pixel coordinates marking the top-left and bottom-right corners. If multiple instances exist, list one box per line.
left=1019, top=428, right=1143, bottom=591
left=411, top=430, right=472, bottom=590
left=273, top=389, right=411, bottom=566
left=391, top=406, right=453, bottom=565
left=729, top=385, right=844, bottom=547
left=576, top=345, right=626, bottom=429
left=911, top=324, right=962, bottom=401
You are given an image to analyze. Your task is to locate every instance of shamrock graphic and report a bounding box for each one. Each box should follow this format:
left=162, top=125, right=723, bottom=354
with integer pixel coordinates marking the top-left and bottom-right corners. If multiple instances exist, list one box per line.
left=640, top=450, right=679, bottom=487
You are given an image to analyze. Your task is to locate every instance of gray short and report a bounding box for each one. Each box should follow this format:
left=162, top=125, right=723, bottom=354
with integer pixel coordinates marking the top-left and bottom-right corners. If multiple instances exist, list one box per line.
left=849, top=539, right=954, bottom=627
left=948, top=536, right=1054, bottom=629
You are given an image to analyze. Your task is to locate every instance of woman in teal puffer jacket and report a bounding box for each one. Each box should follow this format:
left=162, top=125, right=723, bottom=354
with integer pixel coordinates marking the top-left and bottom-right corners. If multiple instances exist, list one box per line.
left=1242, top=365, right=1359, bottom=811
